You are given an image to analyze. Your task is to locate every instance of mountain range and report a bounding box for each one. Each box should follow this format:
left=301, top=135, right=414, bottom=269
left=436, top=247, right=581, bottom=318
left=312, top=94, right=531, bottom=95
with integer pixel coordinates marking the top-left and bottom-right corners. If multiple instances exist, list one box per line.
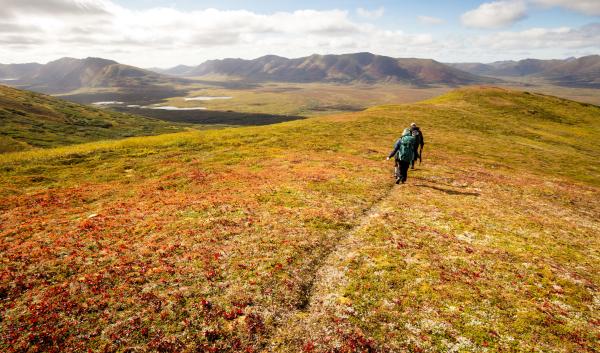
left=153, top=52, right=494, bottom=86
left=2, top=53, right=599, bottom=94
left=448, top=55, right=600, bottom=88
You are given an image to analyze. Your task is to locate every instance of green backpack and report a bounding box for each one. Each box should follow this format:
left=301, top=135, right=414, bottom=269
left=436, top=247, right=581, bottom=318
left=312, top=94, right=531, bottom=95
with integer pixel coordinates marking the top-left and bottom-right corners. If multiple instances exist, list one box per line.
left=397, top=135, right=415, bottom=162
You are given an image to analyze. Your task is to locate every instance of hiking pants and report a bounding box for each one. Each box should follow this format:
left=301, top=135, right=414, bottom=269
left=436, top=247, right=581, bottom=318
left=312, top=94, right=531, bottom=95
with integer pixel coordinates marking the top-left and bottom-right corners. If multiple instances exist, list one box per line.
left=411, top=150, right=419, bottom=168
left=396, top=159, right=410, bottom=182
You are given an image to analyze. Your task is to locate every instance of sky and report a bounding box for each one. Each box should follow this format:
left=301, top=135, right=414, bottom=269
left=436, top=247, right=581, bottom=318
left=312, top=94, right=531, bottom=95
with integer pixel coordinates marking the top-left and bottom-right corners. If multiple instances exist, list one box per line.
left=0, top=0, right=598, bottom=67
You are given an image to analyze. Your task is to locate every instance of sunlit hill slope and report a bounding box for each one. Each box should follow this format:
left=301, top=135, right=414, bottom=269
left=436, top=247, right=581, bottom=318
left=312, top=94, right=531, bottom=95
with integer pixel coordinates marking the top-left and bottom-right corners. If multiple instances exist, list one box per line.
left=0, top=87, right=598, bottom=352
left=0, top=85, right=185, bottom=152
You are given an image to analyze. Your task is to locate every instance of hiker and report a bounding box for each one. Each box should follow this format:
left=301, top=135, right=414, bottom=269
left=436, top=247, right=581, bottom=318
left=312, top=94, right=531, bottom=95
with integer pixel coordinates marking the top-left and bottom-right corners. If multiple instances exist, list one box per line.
left=386, top=128, right=417, bottom=184
left=410, top=123, right=425, bottom=169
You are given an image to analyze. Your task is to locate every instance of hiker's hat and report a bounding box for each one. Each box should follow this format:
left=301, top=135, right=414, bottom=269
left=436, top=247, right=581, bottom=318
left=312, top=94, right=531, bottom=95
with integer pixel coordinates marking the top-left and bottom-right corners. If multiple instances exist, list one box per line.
left=410, top=122, right=417, bottom=128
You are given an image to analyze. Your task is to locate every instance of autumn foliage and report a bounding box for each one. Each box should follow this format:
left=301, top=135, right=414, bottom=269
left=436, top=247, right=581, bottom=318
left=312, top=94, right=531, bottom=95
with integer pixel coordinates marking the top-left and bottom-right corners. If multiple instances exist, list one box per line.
left=1, top=87, right=599, bottom=352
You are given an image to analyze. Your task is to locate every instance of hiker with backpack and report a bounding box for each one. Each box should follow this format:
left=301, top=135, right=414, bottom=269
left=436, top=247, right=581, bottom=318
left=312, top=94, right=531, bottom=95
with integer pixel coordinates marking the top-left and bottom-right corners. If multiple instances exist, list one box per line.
left=386, top=128, right=417, bottom=184
left=410, top=123, right=425, bottom=169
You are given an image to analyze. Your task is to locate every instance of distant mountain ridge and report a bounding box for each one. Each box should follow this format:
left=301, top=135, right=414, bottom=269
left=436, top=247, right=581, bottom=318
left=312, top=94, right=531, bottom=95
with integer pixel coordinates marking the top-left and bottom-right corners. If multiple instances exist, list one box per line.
left=151, top=64, right=196, bottom=76
left=448, top=55, right=600, bottom=88
left=0, top=63, right=43, bottom=80
left=155, top=52, right=495, bottom=86
left=4, top=54, right=598, bottom=91
left=0, top=57, right=185, bottom=94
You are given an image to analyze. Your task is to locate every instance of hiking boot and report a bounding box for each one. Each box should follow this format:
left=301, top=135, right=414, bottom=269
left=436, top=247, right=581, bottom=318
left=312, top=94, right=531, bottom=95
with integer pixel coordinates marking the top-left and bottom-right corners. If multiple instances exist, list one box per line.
left=395, top=177, right=401, bottom=184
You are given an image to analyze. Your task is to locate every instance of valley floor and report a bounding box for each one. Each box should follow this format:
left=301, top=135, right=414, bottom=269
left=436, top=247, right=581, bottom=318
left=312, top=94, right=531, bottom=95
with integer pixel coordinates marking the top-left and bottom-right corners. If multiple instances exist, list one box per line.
left=1, top=87, right=598, bottom=352
left=61, top=80, right=600, bottom=121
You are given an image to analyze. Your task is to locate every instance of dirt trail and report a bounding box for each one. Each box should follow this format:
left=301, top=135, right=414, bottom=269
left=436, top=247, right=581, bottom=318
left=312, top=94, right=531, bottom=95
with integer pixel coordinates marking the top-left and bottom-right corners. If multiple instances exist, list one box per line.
left=264, top=185, right=398, bottom=351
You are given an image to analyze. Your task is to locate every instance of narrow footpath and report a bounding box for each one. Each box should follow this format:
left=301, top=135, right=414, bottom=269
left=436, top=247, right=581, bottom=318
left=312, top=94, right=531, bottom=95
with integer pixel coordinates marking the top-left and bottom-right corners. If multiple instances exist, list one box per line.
left=265, top=184, right=399, bottom=352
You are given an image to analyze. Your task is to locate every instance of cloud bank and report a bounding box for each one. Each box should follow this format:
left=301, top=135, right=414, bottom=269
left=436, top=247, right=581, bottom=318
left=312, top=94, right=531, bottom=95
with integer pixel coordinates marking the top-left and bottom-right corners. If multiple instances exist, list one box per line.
left=0, top=0, right=598, bottom=66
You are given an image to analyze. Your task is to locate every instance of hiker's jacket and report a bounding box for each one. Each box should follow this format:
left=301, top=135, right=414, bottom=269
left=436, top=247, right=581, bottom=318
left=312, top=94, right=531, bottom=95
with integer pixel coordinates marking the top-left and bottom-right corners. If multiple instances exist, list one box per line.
left=411, top=127, right=425, bottom=148
left=388, top=135, right=417, bottom=162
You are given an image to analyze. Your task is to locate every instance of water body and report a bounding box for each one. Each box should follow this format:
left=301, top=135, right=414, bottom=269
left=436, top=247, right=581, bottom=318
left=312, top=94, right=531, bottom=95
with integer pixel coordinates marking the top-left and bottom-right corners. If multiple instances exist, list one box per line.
left=92, top=101, right=206, bottom=110
left=0, top=78, right=18, bottom=81
left=92, top=101, right=124, bottom=105
left=184, top=96, right=232, bottom=101
left=147, top=106, right=207, bottom=111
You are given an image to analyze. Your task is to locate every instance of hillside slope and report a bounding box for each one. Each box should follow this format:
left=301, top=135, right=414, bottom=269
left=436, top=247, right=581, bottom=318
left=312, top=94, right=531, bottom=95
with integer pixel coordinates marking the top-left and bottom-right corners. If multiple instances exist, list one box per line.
left=164, top=52, right=494, bottom=85
left=0, top=87, right=598, bottom=352
left=0, top=85, right=185, bottom=152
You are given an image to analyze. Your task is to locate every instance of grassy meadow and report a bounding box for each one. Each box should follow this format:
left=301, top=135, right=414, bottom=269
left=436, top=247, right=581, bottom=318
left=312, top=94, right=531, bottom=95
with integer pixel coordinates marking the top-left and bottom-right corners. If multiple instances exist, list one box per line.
left=160, top=82, right=452, bottom=117
left=0, top=87, right=598, bottom=352
left=113, top=79, right=600, bottom=119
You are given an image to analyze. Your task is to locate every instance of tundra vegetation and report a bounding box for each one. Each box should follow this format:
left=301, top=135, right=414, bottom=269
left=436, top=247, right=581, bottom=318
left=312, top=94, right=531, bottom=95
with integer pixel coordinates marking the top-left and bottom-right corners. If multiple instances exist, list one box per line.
left=0, top=87, right=598, bottom=352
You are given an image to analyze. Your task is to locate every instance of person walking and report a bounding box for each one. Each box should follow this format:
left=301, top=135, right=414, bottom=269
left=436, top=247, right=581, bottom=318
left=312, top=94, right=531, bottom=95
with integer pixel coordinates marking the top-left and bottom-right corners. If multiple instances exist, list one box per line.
left=387, top=128, right=417, bottom=184
left=409, top=123, right=425, bottom=169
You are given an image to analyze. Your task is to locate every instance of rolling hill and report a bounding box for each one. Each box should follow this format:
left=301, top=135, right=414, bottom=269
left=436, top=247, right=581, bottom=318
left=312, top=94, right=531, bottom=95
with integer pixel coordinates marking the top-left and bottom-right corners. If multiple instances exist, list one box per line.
left=0, top=84, right=185, bottom=152
left=158, top=52, right=495, bottom=85
left=449, top=55, right=600, bottom=88
left=0, top=57, right=187, bottom=94
left=1, top=87, right=598, bottom=352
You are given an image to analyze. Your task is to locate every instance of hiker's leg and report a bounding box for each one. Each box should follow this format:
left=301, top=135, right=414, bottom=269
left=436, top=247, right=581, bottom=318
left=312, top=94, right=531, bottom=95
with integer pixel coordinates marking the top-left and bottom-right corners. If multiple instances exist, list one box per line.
left=394, top=159, right=404, bottom=184
left=400, top=160, right=409, bottom=182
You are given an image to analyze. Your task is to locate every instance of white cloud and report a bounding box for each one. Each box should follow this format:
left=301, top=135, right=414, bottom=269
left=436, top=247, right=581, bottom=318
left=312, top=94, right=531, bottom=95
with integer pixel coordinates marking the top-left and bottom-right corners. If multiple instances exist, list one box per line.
left=532, top=0, right=600, bottom=16
left=418, top=16, right=445, bottom=25
left=461, top=1, right=528, bottom=29
left=356, top=7, right=385, bottom=19
left=473, top=22, right=600, bottom=53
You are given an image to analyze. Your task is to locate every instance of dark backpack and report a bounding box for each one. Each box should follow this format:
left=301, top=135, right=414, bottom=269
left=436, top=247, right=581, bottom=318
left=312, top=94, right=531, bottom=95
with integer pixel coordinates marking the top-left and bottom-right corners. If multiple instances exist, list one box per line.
left=412, top=129, right=423, bottom=146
